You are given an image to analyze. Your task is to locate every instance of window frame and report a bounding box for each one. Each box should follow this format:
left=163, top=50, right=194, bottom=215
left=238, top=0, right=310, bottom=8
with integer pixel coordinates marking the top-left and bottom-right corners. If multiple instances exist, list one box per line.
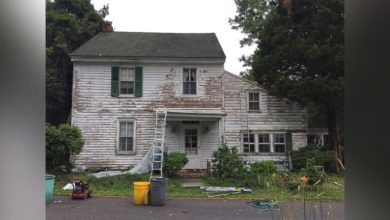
left=119, top=67, right=135, bottom=97
left=258, top=133, right=271, bottom=153
left=116, top=119, right=136, bottom=154
left=241, top=132, right=287, bottom=154
left=184, top=128, right=199, bottom=155
left=273, top=133, right=286, bottom=153
left=247, top=91, right=261, bottom=112
left=242, top=132, right=256, bottom=153
left=182, top=67, right=198, bottom=96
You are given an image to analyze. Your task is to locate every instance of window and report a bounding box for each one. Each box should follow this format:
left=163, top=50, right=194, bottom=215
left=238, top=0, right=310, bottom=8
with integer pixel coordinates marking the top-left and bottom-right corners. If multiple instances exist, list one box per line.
left=118, top=121, right=134, bottom=153
left=242, top=132, right=287, bottom=154
left=183, top=68, right=197, bottom=94
left=258, top=134, right=270, bottom=152
left=184, top=129, right=198, bottom=155
left=273, top=134, right=286, bottom=153
left=243, top=133, right=255, bottom=153
left=248, top=92, right=260, bottom=111
left=120, top=67, right=135, bottom=94
left=307, top=134, right=322, bottom=147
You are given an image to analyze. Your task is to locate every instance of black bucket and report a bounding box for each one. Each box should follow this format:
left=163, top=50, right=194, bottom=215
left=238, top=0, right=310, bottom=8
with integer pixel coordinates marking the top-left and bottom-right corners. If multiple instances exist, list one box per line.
left=149, top=178, right=167, bottom=206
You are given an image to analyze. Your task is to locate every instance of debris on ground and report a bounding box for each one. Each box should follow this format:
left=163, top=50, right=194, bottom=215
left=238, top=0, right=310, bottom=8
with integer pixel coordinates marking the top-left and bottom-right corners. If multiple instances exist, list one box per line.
left=70, top=178, right=92, bottom=200
left=63, top=183, right=75, bottom=190
left=200, top=186, right=252, bottom=193
left=181, top=179, right=204, bottom=188
left=200, top=186, right=252, bottom=197
left=248, top=200, right=280, bottom=211
left=89, top=170, right=131, bottom=178
left=333, top=182, right=343, bottom=187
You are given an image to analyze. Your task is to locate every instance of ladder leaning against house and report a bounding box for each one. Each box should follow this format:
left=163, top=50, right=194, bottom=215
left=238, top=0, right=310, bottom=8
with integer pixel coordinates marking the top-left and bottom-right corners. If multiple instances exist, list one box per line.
left=150, top=108, right=168, bottom=179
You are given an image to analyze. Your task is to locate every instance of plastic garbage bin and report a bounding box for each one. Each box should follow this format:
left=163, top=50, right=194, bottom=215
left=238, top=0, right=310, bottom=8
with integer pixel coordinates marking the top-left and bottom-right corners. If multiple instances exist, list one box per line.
left=133, top=182, right=150, bottom=205
left=149, top=178, right=167, bottom=206
left=45, top=174, right=56, bottom=203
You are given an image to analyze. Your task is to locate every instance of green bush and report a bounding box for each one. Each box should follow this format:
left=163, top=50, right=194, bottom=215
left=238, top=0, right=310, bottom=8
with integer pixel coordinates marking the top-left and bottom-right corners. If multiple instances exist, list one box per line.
left=163, top=152, right=188, bottom=177
left=290, top=145, right=332, bottom=172
left=211, top=144, right=247, bottom=179
left=250, top=161, right=278, bottom=176
left=300, top=158, right=326, bottom=187
left=46, top=124, right=84, bottom=172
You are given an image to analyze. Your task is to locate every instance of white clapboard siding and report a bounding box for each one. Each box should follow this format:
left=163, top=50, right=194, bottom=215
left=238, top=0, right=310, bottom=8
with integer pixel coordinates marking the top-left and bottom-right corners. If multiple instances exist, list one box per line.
left=222, top=72, right=307, bottom=162
left=200, top=120, right=220, bottom=169
left=72, top=62, right=224, bottom=170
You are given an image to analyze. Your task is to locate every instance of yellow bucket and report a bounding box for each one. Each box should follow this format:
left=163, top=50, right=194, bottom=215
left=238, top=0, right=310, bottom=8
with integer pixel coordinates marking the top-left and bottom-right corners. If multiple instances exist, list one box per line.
left=133, top=182, right=150, bottom=205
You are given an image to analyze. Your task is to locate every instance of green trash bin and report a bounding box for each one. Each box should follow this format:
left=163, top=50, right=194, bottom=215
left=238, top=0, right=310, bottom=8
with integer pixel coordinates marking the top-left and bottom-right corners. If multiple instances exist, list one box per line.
left=46, top=174, right=55, bottom=203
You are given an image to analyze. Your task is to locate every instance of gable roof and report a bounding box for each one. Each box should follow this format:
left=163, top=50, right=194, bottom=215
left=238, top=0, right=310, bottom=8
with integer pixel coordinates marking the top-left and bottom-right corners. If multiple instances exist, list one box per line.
left=70, top=32, right=226, bottom=59
left=223, top=70, right=267, bottom=92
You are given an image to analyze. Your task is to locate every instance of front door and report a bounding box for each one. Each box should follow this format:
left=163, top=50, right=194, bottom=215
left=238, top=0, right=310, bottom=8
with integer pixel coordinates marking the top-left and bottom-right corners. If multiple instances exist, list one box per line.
left=182, top=126, right=201, bottom=169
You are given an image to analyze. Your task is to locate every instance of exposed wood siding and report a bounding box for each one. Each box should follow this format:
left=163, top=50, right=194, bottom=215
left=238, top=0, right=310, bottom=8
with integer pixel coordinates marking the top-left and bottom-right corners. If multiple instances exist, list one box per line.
left=71, top=62, right=223, bottom=170
left=292, top=133, right=308, bottom=150
left=200, top=121, right=220, bottom=169
left=223, top=72, right=307, bottom=162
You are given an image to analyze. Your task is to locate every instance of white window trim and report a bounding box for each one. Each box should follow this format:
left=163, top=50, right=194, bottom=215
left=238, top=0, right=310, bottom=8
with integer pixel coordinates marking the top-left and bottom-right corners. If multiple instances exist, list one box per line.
left=181, top=67, right=199, bottom=96
left=258, top=133, right=271, bottom=153
left=307, top=132, right=328, bottom=147
left=247, top=91, right=261, bottom=112
left=242, top=132, right=256, bottom=153
left=116, top=119, right=136, bottom=154
left=241, top=132, right=287, bottom=154
left=272, top=133, right=286, bottom=153
left=119, top=66, right=135, bottom=98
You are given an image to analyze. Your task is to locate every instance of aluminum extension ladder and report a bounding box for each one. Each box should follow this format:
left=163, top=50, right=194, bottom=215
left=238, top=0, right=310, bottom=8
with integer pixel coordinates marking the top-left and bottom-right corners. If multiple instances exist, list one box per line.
left=150, top=108, right=168, bottom=179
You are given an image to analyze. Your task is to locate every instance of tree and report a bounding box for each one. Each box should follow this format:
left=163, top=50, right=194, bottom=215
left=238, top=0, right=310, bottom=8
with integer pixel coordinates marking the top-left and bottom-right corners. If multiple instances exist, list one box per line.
left=46, top=0, right=109, bottom=125
left=230, top=0, right=344, bottom=172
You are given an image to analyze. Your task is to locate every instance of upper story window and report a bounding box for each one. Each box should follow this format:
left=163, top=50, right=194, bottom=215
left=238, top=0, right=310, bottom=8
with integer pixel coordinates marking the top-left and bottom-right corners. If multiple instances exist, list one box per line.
left=120, top=67, right=135, bottom=95
left=248, top=92, right=260, bottom=111
left=183, top=68, right=197, bottom=95
left=118, top=120, right=135, bottom=154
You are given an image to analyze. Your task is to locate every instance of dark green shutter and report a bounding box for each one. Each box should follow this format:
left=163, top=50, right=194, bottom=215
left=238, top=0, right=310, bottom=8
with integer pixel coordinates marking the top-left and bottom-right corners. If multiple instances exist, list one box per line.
left=135, top=66, right=143, bottom=97
left=286, top=132, right=293, bottom=152
left=111, top=66, right=119, bottom=97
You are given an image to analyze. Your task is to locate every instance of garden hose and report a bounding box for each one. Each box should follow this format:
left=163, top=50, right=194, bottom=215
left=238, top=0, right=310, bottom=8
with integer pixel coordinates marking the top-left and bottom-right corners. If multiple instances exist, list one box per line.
left=248, top=200, right=280, bottom=211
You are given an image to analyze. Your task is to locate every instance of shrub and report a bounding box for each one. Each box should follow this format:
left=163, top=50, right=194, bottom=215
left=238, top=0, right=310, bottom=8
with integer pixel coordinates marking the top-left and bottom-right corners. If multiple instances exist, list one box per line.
left=46, top=124, right=84, bottom=172
left=300, top=158, right=326, bottom=187
left=290, top=145, right=332, bottom=172
left=211, top=144, right=247, bottom=179
left=250, top=161, right=278, bottom=176
left=163, top=152, right=188, bottom=177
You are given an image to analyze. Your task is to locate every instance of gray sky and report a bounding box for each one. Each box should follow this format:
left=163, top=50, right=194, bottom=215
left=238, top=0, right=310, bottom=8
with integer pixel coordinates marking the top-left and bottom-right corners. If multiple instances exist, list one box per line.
left=91, top=0, right=256, bottom=75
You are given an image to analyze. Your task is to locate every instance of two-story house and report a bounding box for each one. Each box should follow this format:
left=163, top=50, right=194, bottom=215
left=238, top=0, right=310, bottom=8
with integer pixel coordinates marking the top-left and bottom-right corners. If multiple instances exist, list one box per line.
left=69, top=29, right=308, bottom=171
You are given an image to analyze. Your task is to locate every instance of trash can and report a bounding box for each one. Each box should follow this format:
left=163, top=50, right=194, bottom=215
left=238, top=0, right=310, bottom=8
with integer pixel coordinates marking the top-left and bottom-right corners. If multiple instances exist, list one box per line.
left=149, top=178, right=167, bottom=206
left=45, top=174, right=56, bottom=203
left=133, top=182, right=150, bottom=205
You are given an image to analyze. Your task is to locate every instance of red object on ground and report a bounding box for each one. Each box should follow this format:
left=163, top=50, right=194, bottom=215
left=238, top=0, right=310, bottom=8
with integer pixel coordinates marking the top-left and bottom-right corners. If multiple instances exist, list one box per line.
left=70, top=178, right=92, bottom=200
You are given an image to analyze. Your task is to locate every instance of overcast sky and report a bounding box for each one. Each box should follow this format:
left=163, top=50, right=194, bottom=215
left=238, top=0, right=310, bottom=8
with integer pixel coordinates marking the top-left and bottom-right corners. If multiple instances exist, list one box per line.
left=91, top=0, right=256, bottom=75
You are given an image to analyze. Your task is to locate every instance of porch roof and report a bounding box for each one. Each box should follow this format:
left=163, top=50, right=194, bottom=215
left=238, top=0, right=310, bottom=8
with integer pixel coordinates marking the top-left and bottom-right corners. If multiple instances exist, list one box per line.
left=166, top=108, right=226, bottom=120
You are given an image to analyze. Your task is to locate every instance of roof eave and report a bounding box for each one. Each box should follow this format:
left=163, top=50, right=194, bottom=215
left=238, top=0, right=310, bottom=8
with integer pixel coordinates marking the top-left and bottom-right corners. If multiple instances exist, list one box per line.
left=70, top=55, right=226, bottom=64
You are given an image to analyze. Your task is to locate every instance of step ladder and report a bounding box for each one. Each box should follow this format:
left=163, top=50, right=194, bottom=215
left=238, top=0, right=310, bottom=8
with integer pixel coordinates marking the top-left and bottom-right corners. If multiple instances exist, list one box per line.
left=150, top=108, right=168, bottom=179
left=240, top=90, right=251, bottom=163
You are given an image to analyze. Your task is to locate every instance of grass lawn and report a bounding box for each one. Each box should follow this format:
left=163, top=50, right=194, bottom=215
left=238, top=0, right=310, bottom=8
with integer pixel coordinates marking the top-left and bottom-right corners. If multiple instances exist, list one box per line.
left=53, top=172, right=344, bottom=201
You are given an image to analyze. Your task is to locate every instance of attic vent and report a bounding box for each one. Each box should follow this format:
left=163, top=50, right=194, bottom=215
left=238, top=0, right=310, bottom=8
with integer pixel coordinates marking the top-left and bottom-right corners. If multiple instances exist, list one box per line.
left=182, top=121, right=200, bottom=124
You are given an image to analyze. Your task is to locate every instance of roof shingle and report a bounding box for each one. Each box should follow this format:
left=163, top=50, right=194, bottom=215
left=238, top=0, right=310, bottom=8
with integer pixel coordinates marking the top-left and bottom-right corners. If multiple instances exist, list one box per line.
left=70, top=32, right=226, bottom=59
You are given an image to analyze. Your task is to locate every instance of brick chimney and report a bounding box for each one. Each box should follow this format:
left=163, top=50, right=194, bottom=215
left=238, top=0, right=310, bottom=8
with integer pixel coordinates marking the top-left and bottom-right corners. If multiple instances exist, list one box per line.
left=102, top=21, right=113, bottom=32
